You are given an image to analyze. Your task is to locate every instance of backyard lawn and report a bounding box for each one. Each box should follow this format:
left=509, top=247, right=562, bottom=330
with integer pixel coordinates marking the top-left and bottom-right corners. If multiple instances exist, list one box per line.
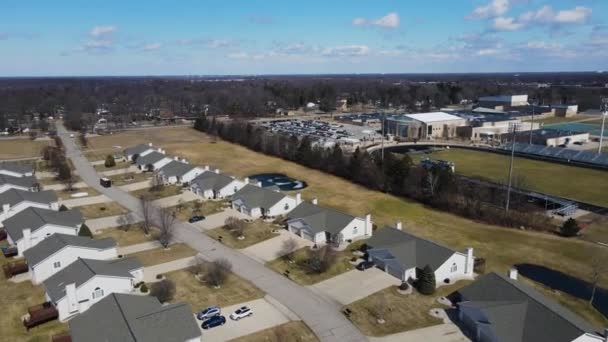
left=78, top=202, right=129, bottom=219
left=206, top=220, right=279, bottom=249
left=171, top=199, right=227, bottom=221
left=166, top=268, right=264, bottom=310
left=129, top=243, right=197, bottom=266
left=93, top=160, right=129, bottom=171
left=131, top=185, right=182, bottom=200
left=230, top=321, right=318, bottom=342
left=108, top=172, right=150, bottom=186
left=56, top=187, right=99, bottom=200
left=94, top=225, right=153, bottom=246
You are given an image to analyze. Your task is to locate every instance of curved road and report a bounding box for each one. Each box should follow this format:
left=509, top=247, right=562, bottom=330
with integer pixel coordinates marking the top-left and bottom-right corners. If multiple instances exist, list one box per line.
left=56, top=123, right=366, bottom=342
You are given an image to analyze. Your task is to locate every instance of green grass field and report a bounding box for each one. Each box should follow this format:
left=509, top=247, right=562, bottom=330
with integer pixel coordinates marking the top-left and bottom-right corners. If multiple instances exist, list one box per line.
left=407, top=148, right=608, bottom=207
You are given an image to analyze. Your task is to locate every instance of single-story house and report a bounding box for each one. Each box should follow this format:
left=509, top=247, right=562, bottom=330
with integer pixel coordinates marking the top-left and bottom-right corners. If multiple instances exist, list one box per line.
left=68, top=293, right=202, bottom=342
left=157, top=159, right=204, bottom=185
left=364, top=223, right=474, bottom=285
left=123, top=143, right=165, bottom=162
left=5, top=207, right=84, bottom=256
left=450, top=271, right=607, bottom=342
left=190, top=169, right=245, bottom=199
left=0, top=162, right=35, bottom=177
left=0, top=174, right=39, bottom=194
left=43, top=257, right=144, bottom=321
left=231, top=184, right=299, bottom=218
left=286, top=199, right=372, bottom=246
left=23, top=233, right=117, bottom=284
left=0, top=189, right=58, bottom=225
left=134, top=151, right=172, bottom=172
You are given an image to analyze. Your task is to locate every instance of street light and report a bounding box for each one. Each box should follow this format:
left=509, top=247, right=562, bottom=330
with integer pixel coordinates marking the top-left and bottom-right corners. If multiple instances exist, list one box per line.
left=599, top=97, right=608, bottom=154
left=529, top=100, right=537, bottom=145
left=505, top=122, right=520, bottom=215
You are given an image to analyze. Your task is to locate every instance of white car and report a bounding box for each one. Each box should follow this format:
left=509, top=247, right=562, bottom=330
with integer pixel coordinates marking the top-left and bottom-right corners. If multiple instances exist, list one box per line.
left=229, top=306, right=253, bottom=320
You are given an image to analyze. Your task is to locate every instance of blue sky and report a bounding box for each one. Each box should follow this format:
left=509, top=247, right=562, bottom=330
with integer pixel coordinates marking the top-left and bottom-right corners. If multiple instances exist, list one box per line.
left=1, top=0, right=607, bottom=76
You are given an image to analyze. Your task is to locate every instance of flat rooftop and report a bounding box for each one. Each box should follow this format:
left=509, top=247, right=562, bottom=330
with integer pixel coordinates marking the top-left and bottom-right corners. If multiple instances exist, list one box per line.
left=387, top=112, right=465, bottom=123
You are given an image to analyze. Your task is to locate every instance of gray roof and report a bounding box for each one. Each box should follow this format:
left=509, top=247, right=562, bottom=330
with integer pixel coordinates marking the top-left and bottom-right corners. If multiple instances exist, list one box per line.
left=287, top=202, right=356, bottom=235
left=0, top=161, right=34, bottom=175
left=191, top=171, right=236, bottom=191
left=135, top=151, right=167, bottom=166
left=124, top=144, right=153, bottom=156
left=23, top=234, right=116, bottom=267
left=232, top=184, right=286, bottom=209
left=43, top=257, right=142, bottom=302
left=366, top=227, right=456, bottom=270
left=4, top=207, right=83, bottom=241
left=0, top=174, right=38, bottom=188
left=0, top=189, right=57, bottom=210
left=452, top=272, right=599, bottom=342
left=69, top=293, right=201, bottom=342
left=158, top=160, right=196, bottom=177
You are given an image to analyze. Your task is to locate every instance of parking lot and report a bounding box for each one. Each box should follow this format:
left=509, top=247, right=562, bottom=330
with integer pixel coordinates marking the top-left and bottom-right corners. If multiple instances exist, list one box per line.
left=258, top=119, right=381, bottom=146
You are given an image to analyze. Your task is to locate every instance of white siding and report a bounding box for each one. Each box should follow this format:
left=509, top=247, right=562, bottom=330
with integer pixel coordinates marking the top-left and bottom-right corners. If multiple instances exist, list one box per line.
left=336, top=218, right=366, bottom=242
left=0, top=184, right=33, bottom=194
left=216, top=180, right=246, bottom=198
left=434, top=252, right=471, bottom=286
left=30, top=246, right=118, bottom=284
left=13, top=224, right=80, bottom=256
left=0, top=201, right=59, bottom=225
left=0, top=170, right=31, bottom=177
left=266, top=196, right=297, bottom=217
left=180, top=168, right=205, bottom=184
left=572, top=333, right=607, bottom=342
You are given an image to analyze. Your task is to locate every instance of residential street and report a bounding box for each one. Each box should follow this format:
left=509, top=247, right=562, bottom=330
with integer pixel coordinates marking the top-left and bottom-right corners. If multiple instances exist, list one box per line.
left=57, top=122, right=367, bottom=342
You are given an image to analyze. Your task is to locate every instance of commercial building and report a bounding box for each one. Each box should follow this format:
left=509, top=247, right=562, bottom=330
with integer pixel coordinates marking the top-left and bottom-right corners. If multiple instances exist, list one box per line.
left=457, top=116, right=540, bottom=142
left=477, top=95, right=529, bottom=110
left=508, top=129, right=590, bottom=147
left=384, top=112, right=467, bottom=140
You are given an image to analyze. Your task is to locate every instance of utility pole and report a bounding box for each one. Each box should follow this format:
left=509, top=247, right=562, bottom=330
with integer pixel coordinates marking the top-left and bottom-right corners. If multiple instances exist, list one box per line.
left=381, top=111, right=385, bottom=164
left=599, top=97, right=608, bottom=154
left=529, top=100, right=535, bottom=145
left=505, top=122, right=519, bottom=215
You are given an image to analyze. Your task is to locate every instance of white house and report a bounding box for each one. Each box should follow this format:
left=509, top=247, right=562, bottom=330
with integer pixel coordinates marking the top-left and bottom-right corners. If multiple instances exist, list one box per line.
left=23, top=234, right=117, bottom=284
left=231, top=184, right=298, bottom=218
left=190, top=169, right=245, bottom=199
left=134, top=151, right=172, bottom=172
left=123, top=143, right=165, bottom=162
left=157, top=159, right=205, bottom=185
left=43, top=257, right=144, bottom=321
left=4, top=207, right=84, bottom=256
left=0, top=189, right=58, bottom=225
left=365, top=222, right=474, bottom=285
left=0, top=162, right=35, bottom=177
left=286, top=199, right=372, bottom=246
left=68, top=294, right=202, bottom=342
left=0, top=174, right=39, bottom=194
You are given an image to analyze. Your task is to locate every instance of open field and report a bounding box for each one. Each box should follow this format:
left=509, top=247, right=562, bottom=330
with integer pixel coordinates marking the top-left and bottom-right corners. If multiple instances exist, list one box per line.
left=85, top=126, right=608, bottom=324
left=206, top=220, right=279, bottom=249
left=578, top=213, right=608, bottom=244
left=230, top=321, right=318, bottom=342
left=346, top=282, right=470, bottom=336
left=107, top=172, right=150, bottom=186
left=407, top=148, right=608, bottom=207
left=171, top=199, right=227, bottom=221
left=525, top=114, right=599, bottom=125
left=78, top=202, right=129, bottom=219
left=166, top=269, right=264, bottom=310
left=131, top=185, right=182, bottom=200
left=37, top=175, right=82, bottom=186
left=129, top=243, right=197, bottom=266
left=94, top=225, right=154, bottom=246
left=0, top=138, right=51, bottom=159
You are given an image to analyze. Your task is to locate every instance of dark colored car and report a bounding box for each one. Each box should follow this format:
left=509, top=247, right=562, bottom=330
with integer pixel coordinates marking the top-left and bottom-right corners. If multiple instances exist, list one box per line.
left=201, top=315, right=226, bottom=329
left=356, top=261, right=375, bottom=271
left=188, top=215, right=205, bottom=223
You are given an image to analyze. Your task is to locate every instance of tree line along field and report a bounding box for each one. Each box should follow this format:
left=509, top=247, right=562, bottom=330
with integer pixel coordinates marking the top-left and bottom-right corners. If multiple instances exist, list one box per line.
left=406, top=148, right=608, bottom=207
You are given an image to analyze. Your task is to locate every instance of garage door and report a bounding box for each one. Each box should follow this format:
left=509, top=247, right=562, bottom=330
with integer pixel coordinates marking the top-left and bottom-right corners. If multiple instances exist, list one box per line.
left=296, top=227, right=314, bottom=241
left=386, top=264, right=404, bottom=281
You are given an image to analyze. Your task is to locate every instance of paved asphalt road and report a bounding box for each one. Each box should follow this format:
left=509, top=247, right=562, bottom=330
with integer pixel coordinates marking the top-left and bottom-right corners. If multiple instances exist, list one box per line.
left=57, top=123, right=366, bottom=342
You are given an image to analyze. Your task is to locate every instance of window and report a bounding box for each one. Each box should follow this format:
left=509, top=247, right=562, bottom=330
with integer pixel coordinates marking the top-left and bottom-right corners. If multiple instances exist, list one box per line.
left=53, top=261, right=61, bottom=269
left=352, top=226, right=358, bottom=235
left=284, top=203, right=290, bottom=210
left=450, top=263, right=457, bottom=273
left=92, top=287, right=104, bottom=299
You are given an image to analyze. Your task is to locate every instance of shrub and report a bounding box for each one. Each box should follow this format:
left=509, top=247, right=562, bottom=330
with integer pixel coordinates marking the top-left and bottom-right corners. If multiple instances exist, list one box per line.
left=59, top=204, right=69, bottom=211
left=105, top=155, right=116, bottom=168
left=140, top=284, right=149, bottom=293
left=560, top=218, right=580, bottom=237
left=399, top=282, right=410, bottom=291
left=474, top=258, right=486, bottom=274
left=156, top=274, right=163, bottom=280
left=150, top=279, right=175, bottom=302
left=416, top=265, right=436, bottom=295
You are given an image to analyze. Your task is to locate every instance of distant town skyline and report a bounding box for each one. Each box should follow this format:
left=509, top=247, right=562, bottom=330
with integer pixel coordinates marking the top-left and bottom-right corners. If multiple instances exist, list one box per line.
left=1, top=0, right=607, bottom=76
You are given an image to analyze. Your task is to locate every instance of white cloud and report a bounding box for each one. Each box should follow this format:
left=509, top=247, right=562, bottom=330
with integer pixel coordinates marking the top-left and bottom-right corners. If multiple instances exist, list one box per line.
left=476, top=48, right=501, bottom=56
left=519, top=5, right=592, bottom=25
left=554, top=6, right=592, bottom=24
left=227, top=52, right=249, bottom=59
left=468, top=0, right=510, bottom=20
left=322, top=45, right=370, bottom=57
left=493, top=17, right=524, bottom=31
left=89, top=26, right=117, bottom=37
left=142, top=43, right=162, bottom=51
left=352, top=12, right=399, bottom=29
left=177, top=38, right=238, bottom=49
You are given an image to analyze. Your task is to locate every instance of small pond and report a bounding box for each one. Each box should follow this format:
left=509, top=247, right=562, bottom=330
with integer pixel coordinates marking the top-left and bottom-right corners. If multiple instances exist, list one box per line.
left=248, top=173, right=307, bottom=191
left=515, top=263, right=608, bottom=318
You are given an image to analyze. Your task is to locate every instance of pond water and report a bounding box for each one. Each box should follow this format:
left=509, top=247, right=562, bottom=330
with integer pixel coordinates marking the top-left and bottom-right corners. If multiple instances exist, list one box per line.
left=248, top=173, right=307, bottom=191
left=515, top=263, right=608, bottom=318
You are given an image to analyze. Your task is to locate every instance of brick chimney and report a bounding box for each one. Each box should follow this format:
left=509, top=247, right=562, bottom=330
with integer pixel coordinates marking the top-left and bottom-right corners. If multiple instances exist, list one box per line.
left=295, top=193, right=302, bottom=205
left=508, top=268, right=518, bottom=280
left=465, top=248, right=474, bottom=275
left=364, top=214, right=372, bottom=236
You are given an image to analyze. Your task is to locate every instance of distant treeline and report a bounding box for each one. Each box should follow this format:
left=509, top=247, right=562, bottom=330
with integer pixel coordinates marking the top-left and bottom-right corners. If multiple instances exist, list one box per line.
left=194, top=117, right=551, bottom=231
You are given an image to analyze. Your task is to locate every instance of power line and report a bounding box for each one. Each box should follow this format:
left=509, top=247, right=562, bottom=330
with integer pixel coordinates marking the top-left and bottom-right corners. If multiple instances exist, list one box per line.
left=505, top=122, right=520, bottom=215
left=599, top=97, right=608, bottom=154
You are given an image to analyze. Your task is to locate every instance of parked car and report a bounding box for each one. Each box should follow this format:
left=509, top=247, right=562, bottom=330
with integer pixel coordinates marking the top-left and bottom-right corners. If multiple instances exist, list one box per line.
left=188, top=215, right=205, bottom=223
left=196, top=306, right=220, bottom=320
left=201, top=315, right=226, bottom=329
left=230, top=306, right=253, bottom=320
left=356, top=261, right=375, bottom=271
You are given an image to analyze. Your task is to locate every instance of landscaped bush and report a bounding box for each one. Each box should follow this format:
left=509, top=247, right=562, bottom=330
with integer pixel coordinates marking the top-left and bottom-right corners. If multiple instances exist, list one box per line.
left=140, top=284, right=148, bottom=293
left=104, top=155, right=116, bottom=168
left=416, top=265, right=436, bottom=295
left=474, top=258, right=486, bottom=274
left=156, top=274, right=163, bottom=280
left=560, top=218, right=580, bottom=237
left=399, top=282, right=410, bottom=291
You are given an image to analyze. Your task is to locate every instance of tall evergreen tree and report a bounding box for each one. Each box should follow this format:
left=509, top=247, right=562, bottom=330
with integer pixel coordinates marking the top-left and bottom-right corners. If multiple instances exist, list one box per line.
left=416, top=265, right=436, bottom=295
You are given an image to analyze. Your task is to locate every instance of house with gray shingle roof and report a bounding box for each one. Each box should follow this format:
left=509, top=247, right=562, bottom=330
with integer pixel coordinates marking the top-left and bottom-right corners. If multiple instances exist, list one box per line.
left=157, top=159, right=204, bottom=185
left=450, top=271, right=607, bottom=342
left=123, top=143, right=164, bottom=162
left=190, top=168, right=245, bottom=199
left=23, top=233, right=117, bottom=284
left=364, top=223, right=474, bottom=284
left=0, top=174, right=39, bottom=194
left=231, top=183, right=299, bottom=218
left=0, top=161, right=35, bottom=177
left=43, top=257, right=144, bottom=321
left=134, top=151, right=172, bottom=172
left=0, top=189, right=58, bottom=224
left=68, top=293, right=201, bottom=342
left=286, top=199, right=372, bottom=246
left=4, top=207, right=84, bottom=256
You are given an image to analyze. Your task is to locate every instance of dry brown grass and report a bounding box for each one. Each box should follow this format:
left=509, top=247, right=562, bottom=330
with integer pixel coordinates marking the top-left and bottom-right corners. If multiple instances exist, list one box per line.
left=55, top=187, right=100, bottom=200
left=94, top=226, right=154, bottom=247
left=229, top=321, right=318, bottom=342
left=107, top=172, right=151, bottom=186
left=171, top=199, right=227, bottom=221
left=206, top=220, right=278, bottom=249
left=129, top=243, right=197, bottom=267
left=131, top=185, right=182, bottom=200
left=0, top=138, right=52, bottom=159
left=78, top=202, right=129, bottom=219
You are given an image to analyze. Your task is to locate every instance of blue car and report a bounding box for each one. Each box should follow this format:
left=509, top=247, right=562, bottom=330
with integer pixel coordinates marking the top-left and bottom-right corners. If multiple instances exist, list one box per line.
left=189, top=215, right=205, bottom=223
left=196, top=306, right=220, bottom=320
left=201, top=315, right=226, bottom=329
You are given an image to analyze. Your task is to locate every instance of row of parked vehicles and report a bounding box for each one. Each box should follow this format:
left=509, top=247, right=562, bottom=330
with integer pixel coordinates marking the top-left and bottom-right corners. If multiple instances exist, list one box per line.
left=196, top=305, right=253, bottom=330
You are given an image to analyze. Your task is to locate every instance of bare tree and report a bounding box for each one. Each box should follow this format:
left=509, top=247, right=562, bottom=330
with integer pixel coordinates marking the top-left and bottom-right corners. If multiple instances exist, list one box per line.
left=306, top=246, right=337, bottom=274
left=150, top=279, right=176, bottom=303
left=224, top=216, right=246, bottom=239
left=175, top=198, right=185, bottom=212
left=204, top=258, right=232, bottom=288
left=278, top=237, right=298, bottom=262
left=151, top=172, right=164, bottom=191
left=157, top=207, right=176, bottom=248
left=139, top=195, right=153, bottom=235
left=589, top=249, right=608, bottom=305
left=192, top=200, right=203, bottom=214
left=117, top=212, right=135, bottom=231
left=189, top=255, right=206, bottom=278
left=62, top=174, right=76, bottom=192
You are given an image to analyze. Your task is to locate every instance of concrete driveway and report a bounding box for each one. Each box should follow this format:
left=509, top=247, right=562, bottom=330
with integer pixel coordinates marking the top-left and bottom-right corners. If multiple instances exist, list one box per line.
left=369, top=323, right=469, bottom=342
left=43, top=181, right=88, bottom=191
left=192, top=208, right=249, bottom=230
left=196, top=297, right=292, bottom=341
left=62, top=194, right=111, bottom=207
left=311, top=268, right=401, bottom=305
left=118, top=180, right=152, bottom=191
left=152, top=192, right=199, bottom=208
left=241, top=230, right=313, bottom=262
left=87, top=214, right=142, bottom=232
